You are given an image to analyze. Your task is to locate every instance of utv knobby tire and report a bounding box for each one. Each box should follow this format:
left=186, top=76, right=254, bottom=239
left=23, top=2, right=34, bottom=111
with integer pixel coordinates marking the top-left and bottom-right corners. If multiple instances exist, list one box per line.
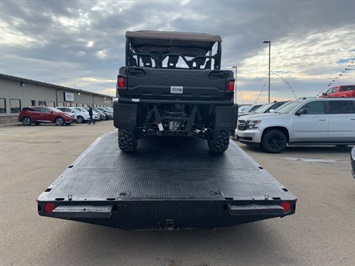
left=208, top=130, right=230, bottom=153
left=118, top=129, right=137, bottom=153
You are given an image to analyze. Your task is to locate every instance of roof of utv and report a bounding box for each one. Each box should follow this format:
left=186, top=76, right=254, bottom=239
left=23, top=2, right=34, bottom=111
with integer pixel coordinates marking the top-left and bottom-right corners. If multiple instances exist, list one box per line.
left=125, top=30, right=222, bottom=55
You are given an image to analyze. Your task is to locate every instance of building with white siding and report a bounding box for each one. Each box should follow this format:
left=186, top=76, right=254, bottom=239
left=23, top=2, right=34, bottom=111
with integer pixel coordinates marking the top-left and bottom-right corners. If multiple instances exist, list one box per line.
left=0, top=73, right=114, bottom=121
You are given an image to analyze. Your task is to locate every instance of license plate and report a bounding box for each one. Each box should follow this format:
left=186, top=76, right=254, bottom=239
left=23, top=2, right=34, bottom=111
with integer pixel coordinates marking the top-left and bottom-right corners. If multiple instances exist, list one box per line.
left=170, top=86, right=183, bottom=94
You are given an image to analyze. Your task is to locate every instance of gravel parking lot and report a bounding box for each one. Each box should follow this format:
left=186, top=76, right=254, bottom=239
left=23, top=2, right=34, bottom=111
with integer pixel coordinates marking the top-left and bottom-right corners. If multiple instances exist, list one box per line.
left=1, top=121, right=354, bottom=266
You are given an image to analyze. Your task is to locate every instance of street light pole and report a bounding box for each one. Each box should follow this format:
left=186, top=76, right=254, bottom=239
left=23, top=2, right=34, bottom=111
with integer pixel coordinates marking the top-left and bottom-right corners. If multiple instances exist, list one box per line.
left=263, top=41, right=271, bottom=102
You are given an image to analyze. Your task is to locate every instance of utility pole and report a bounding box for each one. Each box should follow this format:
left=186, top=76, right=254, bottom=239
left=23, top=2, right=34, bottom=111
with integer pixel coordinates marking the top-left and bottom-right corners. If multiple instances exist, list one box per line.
left=263, top=41, right=271, bottom=102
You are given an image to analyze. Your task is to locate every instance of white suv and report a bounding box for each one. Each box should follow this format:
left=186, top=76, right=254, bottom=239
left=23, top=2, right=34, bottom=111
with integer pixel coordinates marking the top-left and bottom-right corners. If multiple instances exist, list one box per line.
left=57, top=107, right=91, bottom=123
left=73, top=107, right=100, bottom=121
left=235, top=98, right=355, bottom=153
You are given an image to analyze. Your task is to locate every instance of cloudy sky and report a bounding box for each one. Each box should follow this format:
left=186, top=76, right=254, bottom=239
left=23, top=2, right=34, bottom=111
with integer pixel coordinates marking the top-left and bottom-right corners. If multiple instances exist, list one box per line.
left=1, top=0, right=354, bottom=104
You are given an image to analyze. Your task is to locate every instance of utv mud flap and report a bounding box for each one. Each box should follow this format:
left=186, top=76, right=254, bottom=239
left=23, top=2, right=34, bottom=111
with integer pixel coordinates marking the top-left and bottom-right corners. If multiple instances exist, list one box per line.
left=114, top=101, right=137, bottom=128
left=215, top=105, right=238, bottom=131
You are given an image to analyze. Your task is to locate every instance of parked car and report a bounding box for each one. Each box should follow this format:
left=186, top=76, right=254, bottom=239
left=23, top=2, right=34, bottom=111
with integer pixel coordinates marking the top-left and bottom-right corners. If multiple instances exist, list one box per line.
left=238, top=104, right=251, bottom=112
left=319, top=85, right=355, bottom=98
left=238, top=104, right=263, bottom=116
left=351, top=146, right=355, bottom=179
left=58, top=106, right=99, bottom=124
left=229, top=104, right=264, bottom=139
left=96, top=107, right=113, bottom=120
left=56, top=107, right=78, bottom=121
left=235, top=98, right=355, bottom=153
left=57, top=107, right=91, bottom=123
left=238, top=101, right=288, bottom=117
left=92, top=107, right=107, bottom=120
left=18, top=106, right=75, bottom=126
left=53, top=107, right=76, bottom=120
left=74, top=107, right=100, bottom=121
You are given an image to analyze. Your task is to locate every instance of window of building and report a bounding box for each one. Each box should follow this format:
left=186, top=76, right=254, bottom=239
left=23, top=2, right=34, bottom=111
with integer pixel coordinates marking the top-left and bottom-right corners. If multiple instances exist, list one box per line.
left=38, top=100, right=46, bottom=106
left=31, top=100, right=36, bottom=106
left=57, top=102, right=64, bottom=107
left=0, top=98, right=6, bottom=113
left=47, top=101, right=55, bottom=107
left=10, top=99, right=21, bottom=113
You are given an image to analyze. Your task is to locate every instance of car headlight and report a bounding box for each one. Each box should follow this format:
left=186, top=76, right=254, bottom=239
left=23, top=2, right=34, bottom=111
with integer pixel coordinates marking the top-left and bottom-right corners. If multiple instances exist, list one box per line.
left=246, top=120, right=261, bottom=129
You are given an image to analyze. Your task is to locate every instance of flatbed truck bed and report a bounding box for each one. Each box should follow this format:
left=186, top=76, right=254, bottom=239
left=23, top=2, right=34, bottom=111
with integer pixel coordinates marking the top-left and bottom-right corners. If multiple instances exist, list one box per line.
left=37, top=131, right=296, bottom=230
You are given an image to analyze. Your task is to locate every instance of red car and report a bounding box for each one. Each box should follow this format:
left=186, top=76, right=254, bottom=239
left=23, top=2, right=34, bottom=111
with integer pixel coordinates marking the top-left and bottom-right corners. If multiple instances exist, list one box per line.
left=18, top=106, right=75, bottom=126
left=320, top=85, right=355, bottom=98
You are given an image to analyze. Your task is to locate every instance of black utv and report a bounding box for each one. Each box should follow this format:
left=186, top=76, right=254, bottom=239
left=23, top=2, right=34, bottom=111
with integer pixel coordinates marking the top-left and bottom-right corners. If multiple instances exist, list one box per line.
left=114, top=30, right=237, bottom=153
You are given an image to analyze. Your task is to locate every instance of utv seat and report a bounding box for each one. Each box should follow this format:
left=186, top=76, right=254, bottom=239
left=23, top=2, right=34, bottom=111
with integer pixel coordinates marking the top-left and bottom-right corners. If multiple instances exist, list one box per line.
left=167, top=47, right=180, bottom=68
left=192, top=49, right=206, bottom=69
left=140, top=47, right=154, bottom=67
left=128, top=50, right=137, bottom=66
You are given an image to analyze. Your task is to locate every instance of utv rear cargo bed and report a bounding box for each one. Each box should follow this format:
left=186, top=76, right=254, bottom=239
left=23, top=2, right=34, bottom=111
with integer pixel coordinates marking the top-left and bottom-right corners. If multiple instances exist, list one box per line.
left=37, top=131, right=296, bottom=230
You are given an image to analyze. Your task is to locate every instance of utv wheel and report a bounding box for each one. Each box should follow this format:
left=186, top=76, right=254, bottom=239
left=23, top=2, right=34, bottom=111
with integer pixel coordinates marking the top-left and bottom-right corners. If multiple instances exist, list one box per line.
left=208, top=130, right=230, bottom=153
left=118, top=129, right=137, bottom=152
left=55, top=117, right=64, bottom=126
left=76, top=116, right=84, bottom=123
left=22, top=117, right=31, bottom=126
left=261, top=129, right=287, bottom=153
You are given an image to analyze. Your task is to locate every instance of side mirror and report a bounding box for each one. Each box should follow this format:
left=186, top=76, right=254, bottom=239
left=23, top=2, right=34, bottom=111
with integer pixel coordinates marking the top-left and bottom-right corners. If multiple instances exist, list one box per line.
left=296, top=109, right=307, bottom=116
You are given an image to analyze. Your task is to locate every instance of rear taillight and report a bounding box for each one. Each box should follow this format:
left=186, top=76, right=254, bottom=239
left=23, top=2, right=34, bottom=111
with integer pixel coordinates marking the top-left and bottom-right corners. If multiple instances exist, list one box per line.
left=44, top=203, right=56, bottom=213
left=117, top=77, right=126, bottom=88
left=228, top=80, right=235, bottom=92
left=280, top=202, right=291, bottom=213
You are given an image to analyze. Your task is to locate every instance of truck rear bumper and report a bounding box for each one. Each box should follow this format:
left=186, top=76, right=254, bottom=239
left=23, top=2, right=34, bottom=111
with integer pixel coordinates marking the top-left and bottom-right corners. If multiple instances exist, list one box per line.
left=118, top=97, right=234, bottom=105
left=39, top=199, right=295, bottom=230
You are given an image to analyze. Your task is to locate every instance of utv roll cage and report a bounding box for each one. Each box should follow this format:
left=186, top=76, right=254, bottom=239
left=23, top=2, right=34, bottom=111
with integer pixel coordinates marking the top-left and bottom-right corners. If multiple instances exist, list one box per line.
left=125, top=30, right=222, bottom=70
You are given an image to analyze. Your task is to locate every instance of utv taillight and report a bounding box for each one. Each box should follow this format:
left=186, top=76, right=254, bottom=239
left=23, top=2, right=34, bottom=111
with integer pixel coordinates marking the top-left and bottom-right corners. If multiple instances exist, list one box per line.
left=228, top=80, right=235, bottom=92
left=117, top=77, right=126, bottom=88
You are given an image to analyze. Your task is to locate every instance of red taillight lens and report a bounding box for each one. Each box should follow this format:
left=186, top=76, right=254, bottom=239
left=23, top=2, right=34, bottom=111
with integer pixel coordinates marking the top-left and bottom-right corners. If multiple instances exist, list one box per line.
left=117, top=77, right=126, bottom=88
left=228, top=80, right=235, bottom=92
left=280, top=202, right=291, bottom=213
left=44, top=203, right=56, bottom=213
